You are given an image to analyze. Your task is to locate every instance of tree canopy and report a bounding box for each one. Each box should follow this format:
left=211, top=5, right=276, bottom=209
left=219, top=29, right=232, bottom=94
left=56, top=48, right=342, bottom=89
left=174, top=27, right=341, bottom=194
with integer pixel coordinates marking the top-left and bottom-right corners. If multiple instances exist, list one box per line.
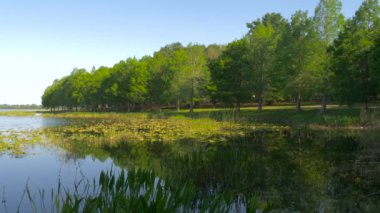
left=42, top=0, right=380, bottom=112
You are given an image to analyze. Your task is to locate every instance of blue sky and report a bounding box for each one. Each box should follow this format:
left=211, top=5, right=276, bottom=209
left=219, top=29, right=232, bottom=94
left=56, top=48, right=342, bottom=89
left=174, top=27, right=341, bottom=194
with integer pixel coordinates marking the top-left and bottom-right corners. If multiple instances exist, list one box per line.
left=0, top=0, right=363, bottom=104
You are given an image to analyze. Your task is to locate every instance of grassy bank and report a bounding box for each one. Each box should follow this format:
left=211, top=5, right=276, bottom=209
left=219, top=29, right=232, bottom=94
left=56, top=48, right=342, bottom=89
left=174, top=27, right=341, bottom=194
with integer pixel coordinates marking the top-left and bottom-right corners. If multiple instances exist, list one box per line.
left=0, top=110, right=39, bottom=117
left=1, top=105, right=374, bottom=129
left=41, top=105, right=366, bottom=129
left=38, top=105, right=367, bottom=153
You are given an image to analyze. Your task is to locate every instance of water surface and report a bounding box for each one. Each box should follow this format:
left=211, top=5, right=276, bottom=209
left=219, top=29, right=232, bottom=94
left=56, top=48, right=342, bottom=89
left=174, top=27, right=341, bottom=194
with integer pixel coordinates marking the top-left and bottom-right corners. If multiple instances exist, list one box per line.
left=0, top=116, right=120, bottom=212
left=0, top=115, right=379, bottom=212
left=0, top=116, right=63, bottom=131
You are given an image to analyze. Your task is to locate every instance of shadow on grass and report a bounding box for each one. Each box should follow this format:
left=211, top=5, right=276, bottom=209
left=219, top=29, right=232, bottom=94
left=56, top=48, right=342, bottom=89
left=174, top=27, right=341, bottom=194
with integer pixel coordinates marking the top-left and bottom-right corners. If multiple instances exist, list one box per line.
left=147, top=107, right=361, bottom=127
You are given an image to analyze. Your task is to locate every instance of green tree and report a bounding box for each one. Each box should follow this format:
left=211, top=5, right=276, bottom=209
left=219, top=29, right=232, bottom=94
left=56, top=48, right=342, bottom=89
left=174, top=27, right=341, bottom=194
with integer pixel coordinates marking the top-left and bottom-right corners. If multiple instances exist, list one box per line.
left=331, top=0, right=380, bottom=108
left=170, top=46, right=190, bottom=111
left=247, top=13, right=288, bottom=112
left=209, top=39, right=252, bottom=111
left=102, top=58, right=149, bottom=111
left=147, top=43, right=183, bottom=109
left=70, top=69, right=91, bottom=110
left=205, top=44, right=226, bottom=61
left=186, top=44, right=209, bottom=113
left=248, top=23, right=276, bottom=112
left=313, top=0, right=345, bottom=114
left=42, top=82, right=59, bottom=111
left=170, top=44, right=209, bottom=112
left=205, top=44, right=226, bottom=105
left=42, top=75, right=72, bottom=111
left=90, top=66, right=111, bottom=111
left=280, top=11, right=323, bottom=112
left=369, top=27, right=380, bottom=95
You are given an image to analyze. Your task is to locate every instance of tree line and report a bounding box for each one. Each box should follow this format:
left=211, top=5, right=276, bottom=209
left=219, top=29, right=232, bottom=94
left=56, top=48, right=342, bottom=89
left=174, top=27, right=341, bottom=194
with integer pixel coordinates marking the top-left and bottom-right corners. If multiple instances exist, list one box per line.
left=42, top=0, right=380, bottom=113
left=0, top=104, right=41, bottom=109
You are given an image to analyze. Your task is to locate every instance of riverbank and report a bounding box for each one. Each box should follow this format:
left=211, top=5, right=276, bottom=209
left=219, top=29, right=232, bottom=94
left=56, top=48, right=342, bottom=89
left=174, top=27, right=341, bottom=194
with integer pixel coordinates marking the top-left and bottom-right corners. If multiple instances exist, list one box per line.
left=0, top=110, right=39, bottom=116
left=39, top=105, right=368, bottom=128
left=1, top=106, right=380, bottom=212
left=1, top=105, right=376, bottom=130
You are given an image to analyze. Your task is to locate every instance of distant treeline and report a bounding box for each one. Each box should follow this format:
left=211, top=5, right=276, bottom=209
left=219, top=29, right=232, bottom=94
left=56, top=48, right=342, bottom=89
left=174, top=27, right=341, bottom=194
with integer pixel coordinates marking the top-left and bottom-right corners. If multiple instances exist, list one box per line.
left=42, top=0, right=380, bottom=113
left=0, top=104, right=42, bottom=109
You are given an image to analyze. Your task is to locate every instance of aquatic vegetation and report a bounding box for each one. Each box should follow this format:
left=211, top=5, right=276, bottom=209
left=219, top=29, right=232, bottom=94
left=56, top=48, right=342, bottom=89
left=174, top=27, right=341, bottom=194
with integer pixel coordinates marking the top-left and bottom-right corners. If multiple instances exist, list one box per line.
left=42, top=128, right=380, bottom=212
left=42, top=110, right=295, bottom=150
left=0, top=130, right=45, bottom=156
left=42, top=106, right=365, bottom=130
left=24, top=169, right=266, bottom=212
left=2, top=108, right=379, bottom=212
left=44, top=116, right=247, bottom=145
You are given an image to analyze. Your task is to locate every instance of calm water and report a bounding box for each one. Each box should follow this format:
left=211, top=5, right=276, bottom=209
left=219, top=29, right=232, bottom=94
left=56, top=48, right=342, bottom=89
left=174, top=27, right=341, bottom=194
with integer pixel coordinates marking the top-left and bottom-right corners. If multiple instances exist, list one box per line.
left=0, top=116, right=63, bottom=131
left=0, top=115, right=379, bottom=212
left=0, top=116, right=120, bottom=212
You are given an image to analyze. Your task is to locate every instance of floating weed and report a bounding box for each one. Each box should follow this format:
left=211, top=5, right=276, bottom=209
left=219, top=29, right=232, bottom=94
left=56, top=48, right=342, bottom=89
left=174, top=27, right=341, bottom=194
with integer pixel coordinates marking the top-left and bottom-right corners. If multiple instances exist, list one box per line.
left=44, top=117, right=241, bottom=145
left=0, top=129, right=46, bottom=157
left=43, top=114, right=291, bottom=148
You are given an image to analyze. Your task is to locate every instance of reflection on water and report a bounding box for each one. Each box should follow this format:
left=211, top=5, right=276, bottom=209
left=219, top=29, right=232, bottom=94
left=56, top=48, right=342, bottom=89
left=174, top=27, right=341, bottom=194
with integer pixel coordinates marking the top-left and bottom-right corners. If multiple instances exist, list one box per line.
left=0, top=116, right=64, bottom=131
left=0, top=145, right=118, bottom=212
left=0, top=115, right=380, bottom=211
left=49, top=129, right=380, bottom=211
left=0, top=116, right=121, bottom=212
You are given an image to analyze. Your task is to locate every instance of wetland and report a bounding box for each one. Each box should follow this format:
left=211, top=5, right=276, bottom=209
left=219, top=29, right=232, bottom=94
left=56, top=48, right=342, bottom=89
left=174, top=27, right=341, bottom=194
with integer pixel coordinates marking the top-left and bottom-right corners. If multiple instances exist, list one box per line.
left=0, top=108, right=379, bottom=212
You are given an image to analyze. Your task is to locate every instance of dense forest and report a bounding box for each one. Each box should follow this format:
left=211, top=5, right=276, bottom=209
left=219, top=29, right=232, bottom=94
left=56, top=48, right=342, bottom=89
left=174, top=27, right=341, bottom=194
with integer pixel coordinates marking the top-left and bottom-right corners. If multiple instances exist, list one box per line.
left=42, top=0, right=380, bottom=113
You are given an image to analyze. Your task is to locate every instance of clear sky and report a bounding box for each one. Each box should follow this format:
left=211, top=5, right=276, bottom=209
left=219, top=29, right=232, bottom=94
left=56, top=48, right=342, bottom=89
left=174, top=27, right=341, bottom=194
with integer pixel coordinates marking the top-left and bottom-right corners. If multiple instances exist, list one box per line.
left=0, top=0, right=363, bottom=105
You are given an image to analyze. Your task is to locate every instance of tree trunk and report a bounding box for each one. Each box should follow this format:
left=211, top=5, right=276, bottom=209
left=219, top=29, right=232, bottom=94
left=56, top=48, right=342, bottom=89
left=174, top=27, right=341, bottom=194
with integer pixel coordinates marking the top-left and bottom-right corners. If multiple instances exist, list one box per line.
left=364, top=101, right=369, bottom=114
left=212, top=100, right=216, bottom=109
left=176, top=98, right=180, bottom=112
left=235, top=101, right=241, bottom=113
left=320, top=71, right=328, bottom=114
left=189, top=99, right=194, bottom=113
left=321, top=90, right=327, bottom=114
left=258, top=93, right=263, bottom=113
left=257, top=61, right=264, bottom=113
left=296, top=92, right=302, bottom=112
left=189, top=79, right=194, bottom=113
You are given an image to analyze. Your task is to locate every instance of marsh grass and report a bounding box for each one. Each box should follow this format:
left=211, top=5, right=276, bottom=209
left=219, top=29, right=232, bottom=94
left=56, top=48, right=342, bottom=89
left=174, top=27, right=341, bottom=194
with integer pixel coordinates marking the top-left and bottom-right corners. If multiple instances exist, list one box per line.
left=0, top=111, right=39, bottom=117
left=19, top=169, right=264, bottom=212
left=360, top=107, right=380, bottom=127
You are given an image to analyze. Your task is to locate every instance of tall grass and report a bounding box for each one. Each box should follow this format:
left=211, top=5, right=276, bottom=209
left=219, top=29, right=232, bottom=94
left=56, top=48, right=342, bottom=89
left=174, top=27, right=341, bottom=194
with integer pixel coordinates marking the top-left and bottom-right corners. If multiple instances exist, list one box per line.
left=360, top=107, right=380, bottom=127
left=21, top=169, right=263, bottom=212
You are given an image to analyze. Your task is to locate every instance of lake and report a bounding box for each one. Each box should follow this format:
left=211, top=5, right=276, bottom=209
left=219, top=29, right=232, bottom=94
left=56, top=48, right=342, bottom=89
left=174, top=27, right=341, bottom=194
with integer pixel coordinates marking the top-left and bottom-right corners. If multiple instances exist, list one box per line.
left=0, top=115, right=379, bottom=212
left=0, top=116, right=62, bottom=131
left=0, top=116, right=120, bottom=212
